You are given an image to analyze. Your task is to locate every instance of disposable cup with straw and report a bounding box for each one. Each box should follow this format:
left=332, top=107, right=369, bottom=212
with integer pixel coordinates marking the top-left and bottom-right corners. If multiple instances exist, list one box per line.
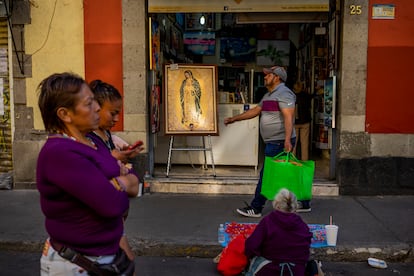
left=325, top=216, right=339, bottom=246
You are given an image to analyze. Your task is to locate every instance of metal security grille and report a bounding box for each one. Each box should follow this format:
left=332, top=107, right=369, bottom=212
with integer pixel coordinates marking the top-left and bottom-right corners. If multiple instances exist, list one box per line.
left=0, top=18, right=12, bottom=173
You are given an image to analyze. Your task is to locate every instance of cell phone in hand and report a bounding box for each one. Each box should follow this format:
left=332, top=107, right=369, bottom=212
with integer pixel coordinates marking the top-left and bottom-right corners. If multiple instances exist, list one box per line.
left=128, top=140, right=143, bottom=150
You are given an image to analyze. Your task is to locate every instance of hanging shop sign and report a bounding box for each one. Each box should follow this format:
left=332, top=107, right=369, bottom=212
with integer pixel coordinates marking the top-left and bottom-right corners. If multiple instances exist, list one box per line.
left=148, top=0, right=329, bottom=13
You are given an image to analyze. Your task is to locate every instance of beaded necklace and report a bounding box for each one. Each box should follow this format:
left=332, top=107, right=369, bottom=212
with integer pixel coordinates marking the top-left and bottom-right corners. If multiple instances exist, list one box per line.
left=92, top=130, right=115, bottom=151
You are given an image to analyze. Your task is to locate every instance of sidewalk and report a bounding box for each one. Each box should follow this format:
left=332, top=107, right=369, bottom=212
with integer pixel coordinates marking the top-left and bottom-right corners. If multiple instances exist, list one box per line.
left=0, top=190, right=413, bottom=262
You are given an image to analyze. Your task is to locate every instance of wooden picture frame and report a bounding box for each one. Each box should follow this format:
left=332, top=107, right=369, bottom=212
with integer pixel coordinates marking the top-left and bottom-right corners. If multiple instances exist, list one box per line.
left=164, top=64, right=218, bottom=135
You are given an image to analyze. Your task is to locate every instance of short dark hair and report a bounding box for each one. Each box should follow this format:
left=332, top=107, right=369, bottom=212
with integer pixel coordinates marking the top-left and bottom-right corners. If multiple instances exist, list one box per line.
left=89, top=80, right=122, bottom=107
left=37, top=72, right=86, bottom=133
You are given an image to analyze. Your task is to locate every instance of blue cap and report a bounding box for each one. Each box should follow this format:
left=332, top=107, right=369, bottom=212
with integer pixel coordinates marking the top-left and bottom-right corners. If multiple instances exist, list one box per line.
left=263, top=66, right=287, bottom=82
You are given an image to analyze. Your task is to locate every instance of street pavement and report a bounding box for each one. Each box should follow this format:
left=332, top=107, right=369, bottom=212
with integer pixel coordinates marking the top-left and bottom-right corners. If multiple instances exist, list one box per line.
left=0, top=190, right=413, bottom=264
left=1, top=251, right=414, bottom=275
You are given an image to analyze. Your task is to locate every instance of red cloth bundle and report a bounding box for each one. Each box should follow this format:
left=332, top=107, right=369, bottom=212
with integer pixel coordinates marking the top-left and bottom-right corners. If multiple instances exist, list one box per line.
left=217, top=234, right=248, bottom=276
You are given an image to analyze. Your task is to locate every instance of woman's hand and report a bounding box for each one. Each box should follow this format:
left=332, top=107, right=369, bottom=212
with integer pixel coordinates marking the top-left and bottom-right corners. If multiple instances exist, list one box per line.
left=112, top=143, right=144, bottom=163
left=117, top=174, right=139, bottom=197
left=122, top=144, right=144, bottom=159
left=117, top=160, right=129, bottom=176
left=112, top=149, right=129, bottom=164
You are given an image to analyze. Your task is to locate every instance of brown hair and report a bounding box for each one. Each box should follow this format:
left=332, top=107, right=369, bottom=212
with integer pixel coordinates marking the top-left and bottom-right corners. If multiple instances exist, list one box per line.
left=37, top=72, right=86, bottom=133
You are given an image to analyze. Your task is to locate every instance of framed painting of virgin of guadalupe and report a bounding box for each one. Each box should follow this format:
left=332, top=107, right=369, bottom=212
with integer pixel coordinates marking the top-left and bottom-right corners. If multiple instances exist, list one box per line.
left=164, top=64, right=218, bottom=135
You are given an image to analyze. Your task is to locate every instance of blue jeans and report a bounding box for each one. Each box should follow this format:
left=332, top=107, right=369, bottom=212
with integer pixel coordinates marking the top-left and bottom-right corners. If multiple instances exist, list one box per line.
left=245, top=256, right=272, bottom=276
left=250, top=138, right=296, bottom=211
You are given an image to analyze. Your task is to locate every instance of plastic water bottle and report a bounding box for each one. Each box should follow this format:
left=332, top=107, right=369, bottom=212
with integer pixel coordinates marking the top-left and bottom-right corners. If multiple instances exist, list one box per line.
left=143, top=171, right=151, bottom=195
left=218, top=224, right=225, bottom=246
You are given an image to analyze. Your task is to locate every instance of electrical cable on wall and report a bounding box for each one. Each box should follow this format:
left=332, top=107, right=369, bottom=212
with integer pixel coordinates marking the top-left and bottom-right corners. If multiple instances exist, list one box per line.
left=3, top=0, right=26, bottom=75
left=5, top=0, right=58, bottom=75
left=23, top=0, right=58, bottom=64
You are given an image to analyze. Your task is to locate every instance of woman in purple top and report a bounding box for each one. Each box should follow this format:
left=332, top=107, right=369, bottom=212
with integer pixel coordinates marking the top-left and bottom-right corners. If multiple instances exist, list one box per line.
left=87, top=79, right=143, bottom=269
left=245, top=189, right=312, bottom=276
left=37, top=72, right=136, bottom=275
left=88, top=79, right=144, bottom=165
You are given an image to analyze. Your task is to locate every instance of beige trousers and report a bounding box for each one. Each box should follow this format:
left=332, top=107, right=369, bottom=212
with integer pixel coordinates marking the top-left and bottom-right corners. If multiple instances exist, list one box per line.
left=40, top=239, right=115, bottom=276
left=294, top=122, right=310, bottom=161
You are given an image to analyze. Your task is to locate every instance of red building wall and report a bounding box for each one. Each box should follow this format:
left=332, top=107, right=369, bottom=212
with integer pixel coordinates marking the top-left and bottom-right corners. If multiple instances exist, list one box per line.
left=83, top=0, right=123, bottom=130
left=366, top=0, right=414, bottom=133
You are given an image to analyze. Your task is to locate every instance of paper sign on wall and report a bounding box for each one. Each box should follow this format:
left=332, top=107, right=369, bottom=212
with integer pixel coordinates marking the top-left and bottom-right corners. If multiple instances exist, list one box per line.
left=0, top=78, right=4, bottom=116
left=372, top=4, right=395, bottom=19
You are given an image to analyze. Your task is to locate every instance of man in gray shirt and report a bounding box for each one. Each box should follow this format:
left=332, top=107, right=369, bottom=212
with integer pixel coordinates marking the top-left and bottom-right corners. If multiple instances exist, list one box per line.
left=225, top=66, right=311, bottom=217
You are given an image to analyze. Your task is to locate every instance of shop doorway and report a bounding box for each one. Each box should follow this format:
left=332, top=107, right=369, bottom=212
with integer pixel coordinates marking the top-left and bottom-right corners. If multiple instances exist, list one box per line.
left=148, top=8, right=337, bottom=182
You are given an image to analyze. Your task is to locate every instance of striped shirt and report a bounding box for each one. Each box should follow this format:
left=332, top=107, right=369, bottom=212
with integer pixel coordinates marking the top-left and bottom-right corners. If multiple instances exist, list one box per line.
left=259, top=83, right=296, bottom=142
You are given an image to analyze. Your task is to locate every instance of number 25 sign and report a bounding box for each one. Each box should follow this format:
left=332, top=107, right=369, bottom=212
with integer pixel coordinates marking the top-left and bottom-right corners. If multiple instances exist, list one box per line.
left=350, top=5, right=362, bottom=15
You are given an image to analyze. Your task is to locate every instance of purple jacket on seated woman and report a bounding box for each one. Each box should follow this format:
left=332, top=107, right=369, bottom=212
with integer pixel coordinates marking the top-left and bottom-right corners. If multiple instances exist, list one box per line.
left=245, top=209, right=312, bottom=275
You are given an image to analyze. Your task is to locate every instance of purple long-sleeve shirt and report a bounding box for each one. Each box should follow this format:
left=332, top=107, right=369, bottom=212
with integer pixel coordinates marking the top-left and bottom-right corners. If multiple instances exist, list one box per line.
left=87, top=131, right=139, bottom=179
left=245, top=210, right=312, bottom=275
left=36, top=135, right=129, bottom=256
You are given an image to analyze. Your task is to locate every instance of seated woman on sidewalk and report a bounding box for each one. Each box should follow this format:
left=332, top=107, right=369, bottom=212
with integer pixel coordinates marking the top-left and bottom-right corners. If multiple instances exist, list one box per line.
left=245, top=189, right=312, bottom=276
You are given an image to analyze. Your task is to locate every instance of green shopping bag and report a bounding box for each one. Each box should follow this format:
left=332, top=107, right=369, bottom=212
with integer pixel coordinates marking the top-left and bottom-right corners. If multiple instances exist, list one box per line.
left=261, top=151, right=315, bottom=200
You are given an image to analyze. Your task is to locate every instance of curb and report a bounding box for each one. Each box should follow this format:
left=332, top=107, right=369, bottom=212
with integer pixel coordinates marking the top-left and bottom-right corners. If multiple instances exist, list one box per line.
left=3, top=239, right=411, bottom=263
left=131, top=241, right=413, bottom=262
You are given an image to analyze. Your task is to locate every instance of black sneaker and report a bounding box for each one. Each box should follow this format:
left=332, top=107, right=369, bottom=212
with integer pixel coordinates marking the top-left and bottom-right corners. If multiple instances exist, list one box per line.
left=305, top=259, right=324, bottom=275
left=236, top=203, right=261, bottom=218
left=297, top=200, right=311, bottom=213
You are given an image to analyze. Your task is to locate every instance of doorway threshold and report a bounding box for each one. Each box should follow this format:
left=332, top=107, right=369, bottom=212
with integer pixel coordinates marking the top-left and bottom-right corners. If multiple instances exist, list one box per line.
left=151, top=165, right=338, bottom=196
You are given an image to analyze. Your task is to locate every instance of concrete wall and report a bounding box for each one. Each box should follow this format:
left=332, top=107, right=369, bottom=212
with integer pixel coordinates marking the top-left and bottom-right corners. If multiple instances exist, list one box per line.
left=337, top=0, right=414, bottom=194
left=12, top=0, right=150, bottom=186
left=337, top=0, right=369, bottom=158
left=120, top=0, right=149, bottom=179
left=26, top=1, right=85, bottom=129
left=12, top=0, right=85, bottom=187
